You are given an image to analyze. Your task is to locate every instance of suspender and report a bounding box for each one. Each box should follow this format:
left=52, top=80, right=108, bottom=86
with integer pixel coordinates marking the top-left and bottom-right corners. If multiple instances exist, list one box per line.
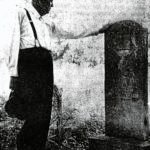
left=25, top=9, right=41, bottom=47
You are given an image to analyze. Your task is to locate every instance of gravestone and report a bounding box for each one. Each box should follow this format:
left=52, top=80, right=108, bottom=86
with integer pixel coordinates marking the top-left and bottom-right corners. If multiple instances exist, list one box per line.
left=89, top=20, right=150, bottom=150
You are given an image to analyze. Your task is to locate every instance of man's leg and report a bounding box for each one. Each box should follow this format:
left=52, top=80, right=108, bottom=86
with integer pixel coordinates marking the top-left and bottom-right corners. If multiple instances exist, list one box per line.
left=17, top=101, right=51, bottom=150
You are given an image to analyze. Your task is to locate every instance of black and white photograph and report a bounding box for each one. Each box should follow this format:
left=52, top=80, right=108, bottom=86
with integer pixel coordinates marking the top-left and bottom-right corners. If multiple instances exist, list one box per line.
left=0, top=0, right=150, bottom=150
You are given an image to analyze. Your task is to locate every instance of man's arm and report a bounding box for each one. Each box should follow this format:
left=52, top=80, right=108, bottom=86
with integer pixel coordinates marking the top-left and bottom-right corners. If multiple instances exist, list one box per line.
left=51, top=23, right=111, bottom=39
left=50, top=23, right=84, bottom=39
left=0, top=6, right=21, bottom=77
left=83, top=23, right=112, bottom=37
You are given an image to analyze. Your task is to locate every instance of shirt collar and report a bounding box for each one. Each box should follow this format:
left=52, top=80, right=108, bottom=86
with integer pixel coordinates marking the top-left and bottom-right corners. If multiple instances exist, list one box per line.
left=25, top=3, right=41, bottom=20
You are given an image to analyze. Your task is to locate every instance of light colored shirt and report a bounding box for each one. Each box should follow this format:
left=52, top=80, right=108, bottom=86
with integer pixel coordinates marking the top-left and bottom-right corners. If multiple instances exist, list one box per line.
left=1, top=3, right=54, bottom=77
left=0, top=3, right=100, bottom=77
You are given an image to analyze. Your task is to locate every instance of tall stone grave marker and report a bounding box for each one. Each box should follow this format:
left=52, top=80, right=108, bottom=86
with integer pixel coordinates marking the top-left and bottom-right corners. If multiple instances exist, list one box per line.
left=89, top=20, right=150, bottom=150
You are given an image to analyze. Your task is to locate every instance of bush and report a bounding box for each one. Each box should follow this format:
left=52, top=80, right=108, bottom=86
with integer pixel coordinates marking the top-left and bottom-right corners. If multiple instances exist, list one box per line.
left=0, top=87, right=105, bottom=150
left=47, top=106, right=104, bottom=150
left=0, top=95, right=23, bottom=150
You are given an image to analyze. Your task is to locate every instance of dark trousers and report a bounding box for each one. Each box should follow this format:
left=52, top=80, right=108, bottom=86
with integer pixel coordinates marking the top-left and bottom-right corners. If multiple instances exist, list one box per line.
left=13, top=47, right=54, bottom=150
left=17, top=101, right=51, bottom=150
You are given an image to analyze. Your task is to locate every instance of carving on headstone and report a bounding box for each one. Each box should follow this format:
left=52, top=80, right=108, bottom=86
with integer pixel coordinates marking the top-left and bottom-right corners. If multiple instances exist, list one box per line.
left=105, top=20, right=149, bottom=140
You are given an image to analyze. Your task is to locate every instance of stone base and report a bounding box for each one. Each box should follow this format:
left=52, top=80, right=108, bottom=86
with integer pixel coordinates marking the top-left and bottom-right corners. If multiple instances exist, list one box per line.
left=89, top=135, right=150, bottom=150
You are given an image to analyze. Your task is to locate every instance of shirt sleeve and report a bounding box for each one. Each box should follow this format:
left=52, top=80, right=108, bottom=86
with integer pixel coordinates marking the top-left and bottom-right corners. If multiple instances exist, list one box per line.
left=0, top=6, right=21, bottom=76
left=48, top=22, right=101, bottom=39
left=45, top=21, right=78, bottom=39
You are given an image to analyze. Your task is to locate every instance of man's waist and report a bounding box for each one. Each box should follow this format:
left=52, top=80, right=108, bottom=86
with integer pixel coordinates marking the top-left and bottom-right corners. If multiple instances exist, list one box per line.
left=19, top=47, right=52, bottom=63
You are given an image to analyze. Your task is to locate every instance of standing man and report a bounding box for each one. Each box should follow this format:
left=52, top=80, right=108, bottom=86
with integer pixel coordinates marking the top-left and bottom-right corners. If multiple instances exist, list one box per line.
left=2, top=0, right=102, bottom=149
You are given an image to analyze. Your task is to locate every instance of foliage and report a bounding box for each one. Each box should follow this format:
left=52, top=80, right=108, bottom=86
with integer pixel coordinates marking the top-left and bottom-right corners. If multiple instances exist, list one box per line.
left=47, top=110, right=104, bottom=150
left=47, top=87, right=104, bottom=150
left=0, top=95, right=23, bottom=150
left=0, top=86, right=104, bottom=150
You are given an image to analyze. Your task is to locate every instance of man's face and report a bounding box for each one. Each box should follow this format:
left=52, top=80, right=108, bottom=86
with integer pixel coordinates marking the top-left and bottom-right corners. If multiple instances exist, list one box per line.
left=33, top=0, right=53, bottom=16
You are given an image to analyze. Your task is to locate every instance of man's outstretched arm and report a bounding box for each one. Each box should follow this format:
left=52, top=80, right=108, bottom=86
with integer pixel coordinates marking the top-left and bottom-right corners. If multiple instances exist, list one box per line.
left=83, top=23, right=112, bottom=37
left=50, top=23, right=111, bottom=39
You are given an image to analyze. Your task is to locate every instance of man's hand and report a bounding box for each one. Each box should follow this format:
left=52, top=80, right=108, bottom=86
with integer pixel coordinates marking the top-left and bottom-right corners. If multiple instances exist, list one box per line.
left=51, top=22, right=112, bottom=39
left=84, top=23, right=112, bottom=38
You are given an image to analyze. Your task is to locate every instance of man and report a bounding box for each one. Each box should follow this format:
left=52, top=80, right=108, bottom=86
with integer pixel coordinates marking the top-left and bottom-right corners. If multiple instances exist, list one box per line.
left=3, top=0, right=102, bottom=149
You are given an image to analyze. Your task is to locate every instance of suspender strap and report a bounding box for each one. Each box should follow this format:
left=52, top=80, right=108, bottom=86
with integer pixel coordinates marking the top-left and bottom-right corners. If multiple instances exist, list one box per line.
left=25, top=9, right=40, bottom=46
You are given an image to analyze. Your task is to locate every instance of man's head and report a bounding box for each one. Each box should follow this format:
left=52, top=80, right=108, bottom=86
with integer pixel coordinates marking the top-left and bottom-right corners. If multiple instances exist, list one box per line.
left=32, top=0, right=53, bottom=16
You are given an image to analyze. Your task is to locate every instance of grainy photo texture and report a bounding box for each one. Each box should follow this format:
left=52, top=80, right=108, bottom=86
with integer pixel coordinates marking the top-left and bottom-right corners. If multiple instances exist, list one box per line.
left=0, top=0, right=150, bottom=150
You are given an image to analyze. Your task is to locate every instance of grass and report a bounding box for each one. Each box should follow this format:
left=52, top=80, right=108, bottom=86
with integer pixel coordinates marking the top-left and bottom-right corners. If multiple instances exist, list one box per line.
left=0, top=95, right=23, bottom=150
left=0, top=87, right=104, bottom=150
